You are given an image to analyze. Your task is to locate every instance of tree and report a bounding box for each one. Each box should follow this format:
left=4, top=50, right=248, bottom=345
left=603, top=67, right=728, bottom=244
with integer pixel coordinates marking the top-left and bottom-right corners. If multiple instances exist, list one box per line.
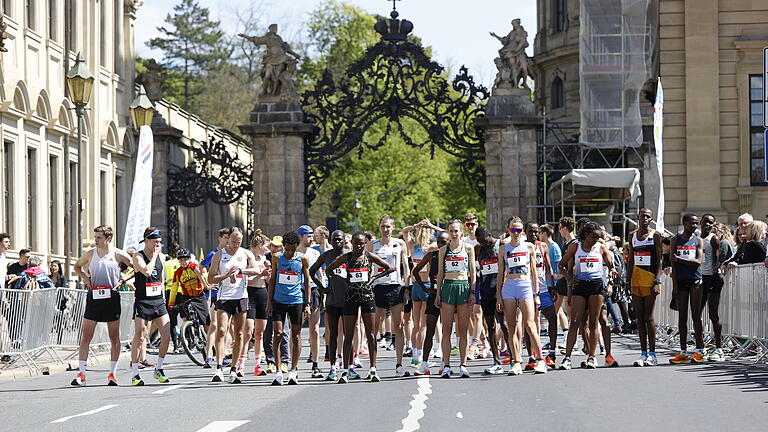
left=147, top=0, right=229, bottom=110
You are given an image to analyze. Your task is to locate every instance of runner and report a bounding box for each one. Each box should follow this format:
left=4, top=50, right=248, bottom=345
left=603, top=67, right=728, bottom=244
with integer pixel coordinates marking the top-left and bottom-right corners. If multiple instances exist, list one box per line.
left=475, top=226, right=509, bottom=374
left=558, top=221, right=615, bottom=370
left=555, top=217, right=576, bottom=331
left=538, top=224, right=562, bottom=366
left=462, top=214, right=486, bottom=360
left=130, top=227, right=172, bottom=386
left=266, top=232, right=312, bottom=385
left=264, top=236, right=289, bottom=373
left=435, top=219, right=477, bottom=378
left=497, top=217, right=547, bottom=375
left=310, top=230, right=347, bottom=381
left=522, top=222, right=555, bottom=370
left=167, top=248, right=211, bottom=367
left=207, top=227, right=259, bottom=384
left=626, top=208, right=663, bottom=367
left=413, top=231, right=449, bottom=375
left=699, top=214, right=725, bottom=362
left=296, top=225, right=324, bottom=379
left=327, top=232, right=394, bottom=383
left=669, top=214, right=705, bottom=364
left=71, top=225, right=133, bottom=386
left=368, top=215, right=411, bottom=377
left=312, top=225, right=332, bottom=366
left=245, top=229, right=272, bottom=376
left=200, top=227, right=232, bottom=368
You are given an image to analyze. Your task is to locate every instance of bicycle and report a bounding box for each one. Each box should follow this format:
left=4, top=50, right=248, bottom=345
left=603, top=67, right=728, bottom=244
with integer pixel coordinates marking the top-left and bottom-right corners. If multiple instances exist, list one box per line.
left=174, top=294, right=214, bottom=367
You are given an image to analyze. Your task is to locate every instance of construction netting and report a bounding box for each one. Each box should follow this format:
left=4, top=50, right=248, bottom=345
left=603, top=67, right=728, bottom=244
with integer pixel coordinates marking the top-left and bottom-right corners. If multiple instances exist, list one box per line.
left=579, top=0, right=655, bottom=148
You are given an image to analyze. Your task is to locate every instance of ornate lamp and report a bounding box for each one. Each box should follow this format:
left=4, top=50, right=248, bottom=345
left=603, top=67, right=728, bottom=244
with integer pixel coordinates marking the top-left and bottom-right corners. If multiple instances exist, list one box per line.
left=130, top=85, right=155, bottom=129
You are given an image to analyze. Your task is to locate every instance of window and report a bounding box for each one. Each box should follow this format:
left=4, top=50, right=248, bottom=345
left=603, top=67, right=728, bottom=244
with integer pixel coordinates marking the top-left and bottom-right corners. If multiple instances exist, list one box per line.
left=553, top=0, right=566, bottom=33
left=99, top=170, right=107, bottom=224
left=100, top=0, right=107, bottom=66
left=749, top=75, right=766, bottom=185
left=27, top=148, right=37, bottom=250
left=65, top=0, right=76, bottom=52
left=2, top=142, right=12, bottom=236
left=68, top=161, right=77, bottom=255
left=48, top=0, right=58, bottom=41
left=551, top=77, right=564, bottom=109
left=115, top=173, right=124, bottom=245
left=26, top=0, right=36, bottom=31
left=114, top=0, right=122, bottom=72
left=49, top=155, right=60, bottom=254
left=3, top=0, right=11, bottom=18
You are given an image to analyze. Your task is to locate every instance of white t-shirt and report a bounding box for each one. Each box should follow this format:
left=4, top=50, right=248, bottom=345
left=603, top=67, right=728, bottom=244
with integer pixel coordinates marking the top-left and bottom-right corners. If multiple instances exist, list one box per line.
left=302, top=247, right=322, bottom=289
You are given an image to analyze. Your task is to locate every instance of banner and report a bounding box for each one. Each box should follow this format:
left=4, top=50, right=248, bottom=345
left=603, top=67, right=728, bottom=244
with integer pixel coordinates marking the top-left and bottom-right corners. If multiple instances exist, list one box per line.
left=653, top=78, right=665, bottom=233
left=122, top=126, right=154, bottom=251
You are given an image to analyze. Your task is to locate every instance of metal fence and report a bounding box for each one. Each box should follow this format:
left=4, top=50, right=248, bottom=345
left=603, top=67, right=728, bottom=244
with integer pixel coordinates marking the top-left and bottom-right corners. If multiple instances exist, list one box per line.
left=1, top=288, right=135, bottom=373
left=654, top=263, right=768, bottom=362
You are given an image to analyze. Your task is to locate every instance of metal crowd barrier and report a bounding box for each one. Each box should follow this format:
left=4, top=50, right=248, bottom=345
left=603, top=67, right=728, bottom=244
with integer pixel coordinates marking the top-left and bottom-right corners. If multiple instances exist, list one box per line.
left=654, top=263, right=768, bottom=363
left=0, top=288, right=136, bottom=373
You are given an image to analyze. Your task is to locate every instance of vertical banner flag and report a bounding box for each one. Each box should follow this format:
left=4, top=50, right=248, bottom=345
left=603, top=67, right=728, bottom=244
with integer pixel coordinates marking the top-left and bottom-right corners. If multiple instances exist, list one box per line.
left=653, top=78, right=665, bottom=233
left=122, top=125, right=154, bottom=251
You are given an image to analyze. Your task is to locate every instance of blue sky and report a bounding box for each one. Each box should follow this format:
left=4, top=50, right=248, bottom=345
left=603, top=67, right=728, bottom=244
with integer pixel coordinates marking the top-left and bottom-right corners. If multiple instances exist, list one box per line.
left=134, top=0, right=538, bottom=87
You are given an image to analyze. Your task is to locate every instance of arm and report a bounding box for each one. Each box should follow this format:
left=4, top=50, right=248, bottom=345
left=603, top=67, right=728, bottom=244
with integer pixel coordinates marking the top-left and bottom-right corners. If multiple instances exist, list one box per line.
left=267, top=255, right=278, bottom=305
left=496, top=246, right=506, bottom=312
left=73, top=250, right=93, bottom=289
left=711, top=235, right=721, bottom=271
left=207, top=252, right=236, bottom=284
left=412, top=251, right=431, bottom=291
left=167, top=269, right=180, bottom=307
left=399, top=240, right=410, bottom=285
left=301, top=256, right=312, bottom=306
left=528, top=244, right=538, bottom=295
left=327, top=253, right=349, bottom=285
left=653, top=232, right=664, bottom=281
left=193, top=265, right=211, bottom=290
left=309, top=251, right=327, bottom=291
left=559, top=242, right=577, bottom=284
left=241, top=250, right=261, bottom=276
left=132, top=250, right=159, bottom=278
left=467, top=244, right=476, bottom=288
left=626, top=233, right=635, bottom=285
left=434, top=247, right=446, bottom=308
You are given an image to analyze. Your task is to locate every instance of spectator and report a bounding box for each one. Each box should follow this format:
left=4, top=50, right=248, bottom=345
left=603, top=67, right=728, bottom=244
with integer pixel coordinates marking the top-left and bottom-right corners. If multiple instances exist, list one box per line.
left=735, top=213, right=753, bottom=244
left=726, top=220, right=767, bottom=268
left=0, top=233, right=10, bottom=296
left=49, top=260, right=67, bottom=288
left=713, top=223, right=736, bottom=267
left=14, top=256, right=54, bottom=290
left=7, top=248, right=31, bottom=277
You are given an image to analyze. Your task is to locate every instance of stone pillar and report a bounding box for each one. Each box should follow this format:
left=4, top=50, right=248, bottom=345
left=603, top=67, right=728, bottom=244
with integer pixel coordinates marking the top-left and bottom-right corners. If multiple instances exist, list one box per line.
left=475, top=87, right=539, bottom=234
left=149, top=114, right=182, bottom=246
left=239, top=97, right=314, bottom=237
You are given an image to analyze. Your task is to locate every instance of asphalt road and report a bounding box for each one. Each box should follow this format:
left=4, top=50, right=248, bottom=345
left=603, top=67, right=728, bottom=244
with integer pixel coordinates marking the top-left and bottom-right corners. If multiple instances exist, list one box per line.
left=1, top=331, right=766, bottom=432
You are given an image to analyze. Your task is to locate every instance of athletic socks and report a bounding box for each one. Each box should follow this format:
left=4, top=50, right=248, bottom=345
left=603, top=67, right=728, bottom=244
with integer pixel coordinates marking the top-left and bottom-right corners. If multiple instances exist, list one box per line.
left=131, top=362, right=139, bottom=376
left=110, top=361, right=118, bottom=375
left=238, top=354, right=247, bottom=369
left=156, top=356, right=165, bottom=369
left=641, top=350, right=648, bottom=357
left=312, top=361, right=318, bottom=369
left=79, top=360, right=87, bottom=374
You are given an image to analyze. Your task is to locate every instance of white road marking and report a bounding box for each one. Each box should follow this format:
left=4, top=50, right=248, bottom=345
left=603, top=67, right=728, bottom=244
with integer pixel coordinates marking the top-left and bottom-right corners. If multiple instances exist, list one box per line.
left=397, top=377, right=432, bottom=432
left=152, top=382, right=192, bottom=394
left=195, top=420, right=250, bottom=432
left=456, top=412, right=463, bottom=419
left=51, top=404, right=119, bottom=423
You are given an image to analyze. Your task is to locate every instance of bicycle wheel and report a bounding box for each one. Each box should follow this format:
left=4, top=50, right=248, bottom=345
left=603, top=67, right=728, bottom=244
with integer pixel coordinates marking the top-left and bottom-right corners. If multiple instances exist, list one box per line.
left=180, top=320, right=206, bottom=366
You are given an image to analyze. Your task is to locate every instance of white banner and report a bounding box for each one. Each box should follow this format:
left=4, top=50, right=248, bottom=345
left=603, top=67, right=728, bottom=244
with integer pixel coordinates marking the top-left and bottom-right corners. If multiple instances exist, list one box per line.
left=653, top=78, right=665, bottom=233
left=122, top=126, right=154, bottom=251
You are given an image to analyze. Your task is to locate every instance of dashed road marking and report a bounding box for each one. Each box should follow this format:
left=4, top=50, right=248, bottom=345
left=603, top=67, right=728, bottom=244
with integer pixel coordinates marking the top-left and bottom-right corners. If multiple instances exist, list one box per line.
left=51, top=404, right=119, bottom=423
left=397, top=377, right=432, bottom=432
left=196, top=420, right=250, bottom=432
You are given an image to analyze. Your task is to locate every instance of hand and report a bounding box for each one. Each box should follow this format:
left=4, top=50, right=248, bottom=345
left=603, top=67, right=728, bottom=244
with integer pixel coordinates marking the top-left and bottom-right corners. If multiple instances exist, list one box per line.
left=610, top=269, right=618, bottom=279
left=551, top=291, right=558, bottom=303
left=434, top=295, right=441, bottom=309
left=265, top=303, right=272, bottom=317
left=83, top=277, right=92, bottom=289
left=663, top=267, right=672, bottom=276
left=534, top=294, right=541, bottom=308
left=553, top=274, right=563, bottom=280
left=496, top=299, right=503, bottom=313
left=653, top=285, right=661, bottom=295
left=606, top=286, right=614, bottom=297
left=260, top=268, right=271, bottom=277
left=302, top=305, right=311, bottom=320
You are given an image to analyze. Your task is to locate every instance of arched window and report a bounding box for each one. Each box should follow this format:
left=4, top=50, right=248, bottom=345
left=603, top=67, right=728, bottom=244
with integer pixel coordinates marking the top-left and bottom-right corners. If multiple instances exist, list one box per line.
left=551, top=77, right=564, bottom=109
left=553, top=0, right=566, bottom=33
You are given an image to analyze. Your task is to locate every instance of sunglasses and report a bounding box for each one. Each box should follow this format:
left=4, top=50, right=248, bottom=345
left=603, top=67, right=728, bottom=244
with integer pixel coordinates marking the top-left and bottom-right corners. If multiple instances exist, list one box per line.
left=509, top=228, right=523, bottom=234
left=464, top=222, right=477, bottom=227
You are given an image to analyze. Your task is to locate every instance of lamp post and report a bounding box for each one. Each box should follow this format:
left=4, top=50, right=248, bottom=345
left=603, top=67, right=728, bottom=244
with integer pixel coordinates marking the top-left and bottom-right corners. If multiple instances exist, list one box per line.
left=330, top=190, right=342, bottom=232
left=129, top=85, right=155, bottom=129
left=65, top=52, right=94, bottom=264
left=353, top=198, right=362, bottom=231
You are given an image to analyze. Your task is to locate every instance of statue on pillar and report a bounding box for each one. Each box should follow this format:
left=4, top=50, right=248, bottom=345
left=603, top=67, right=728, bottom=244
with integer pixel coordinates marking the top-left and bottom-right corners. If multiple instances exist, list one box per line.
left=490, top=19, right=534, bottom=89
left=136, top=58, right=163, bottom=103
left=239, top=24, right=301, bottom=99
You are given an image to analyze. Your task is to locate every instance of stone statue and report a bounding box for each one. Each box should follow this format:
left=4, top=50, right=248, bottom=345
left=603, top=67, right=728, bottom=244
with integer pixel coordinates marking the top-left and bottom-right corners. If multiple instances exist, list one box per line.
left=0, top=15, right=8, bottom=53
left=239, top=24, right=301, bottom=99
left=136, top=58, right=163, bottom=102
left=490, top=19, right=534, bottom=89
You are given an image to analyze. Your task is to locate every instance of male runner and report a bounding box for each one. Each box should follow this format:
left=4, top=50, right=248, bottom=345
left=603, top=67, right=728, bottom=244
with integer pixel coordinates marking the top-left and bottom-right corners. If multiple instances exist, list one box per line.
left=670, top=214, right=704, bottom=364
left=200, top=227, right=232, bottom=367
left=699, top=214, right=725, bottom=361
left=297, top=225, right=324, bottom=378
left=475, top=227, right=509, bottom=374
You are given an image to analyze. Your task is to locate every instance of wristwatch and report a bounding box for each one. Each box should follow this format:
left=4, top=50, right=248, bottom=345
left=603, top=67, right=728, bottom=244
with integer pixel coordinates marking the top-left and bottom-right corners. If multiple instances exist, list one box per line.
left=653, top=279, right=661, bottom=285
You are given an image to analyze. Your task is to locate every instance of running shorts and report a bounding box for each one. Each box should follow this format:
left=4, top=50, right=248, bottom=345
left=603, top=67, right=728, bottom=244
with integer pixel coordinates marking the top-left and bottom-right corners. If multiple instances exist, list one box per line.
left=501, top=278, right=533, bottom=301
left=133, top=298, right=168, bottom=321
left=247, top=286, right=268, bottom=320
left=215, top=298, right=249, bottom=315
left=539, top=289, right=554, bottom=310
left=555, top=278, right=568, bottom=297
left=176, top=294, right=211, bottom=325
left=310, top=287, right=321, bottom=311
left=272, top=301, right=304, bottom=325
left=343, top=300, right=375, bottom=316
left=404, top=291, right=413, bottom=314
left=675, top=278, right=701, bottom=291
left=84, top=291, right=121, bottom=323
left=480, top=294, right=498, bottom=317
left=325, top=305, right=344, bottom=317
left=425, top=294, right=440, bottom=317
left=701, top=274, right=724, bottom=294
left=572, top=279, right=607, bottom=299
left=411, top=282, right=429, bottom=302
left=374, top=284, right=404, bottom=309
left=440, top=280, right=472, bottom=305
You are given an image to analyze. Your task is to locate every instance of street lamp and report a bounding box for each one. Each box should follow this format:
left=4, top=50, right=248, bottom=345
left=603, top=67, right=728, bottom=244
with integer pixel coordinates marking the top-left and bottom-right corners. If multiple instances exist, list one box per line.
left=330, top=190, right=342, bottom=231
left=130, top=85, right=155, bottom=129
left=65, top=52, right=94, bottom=262
left=353, top=198, right=362, bottom=231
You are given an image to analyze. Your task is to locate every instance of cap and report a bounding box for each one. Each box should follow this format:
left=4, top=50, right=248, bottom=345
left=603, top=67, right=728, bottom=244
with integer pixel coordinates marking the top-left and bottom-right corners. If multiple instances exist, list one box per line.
left=269, top=236, right=283, bottom=246
left=296, top=225, right=314, bottom=235
left=177, top=248, right=191, bottom=258
left=139, top=229, right=161, bottom=243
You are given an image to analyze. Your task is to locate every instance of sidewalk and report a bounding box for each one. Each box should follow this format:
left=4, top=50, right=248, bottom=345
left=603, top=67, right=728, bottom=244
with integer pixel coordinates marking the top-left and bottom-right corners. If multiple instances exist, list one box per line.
left=0, top=345, right=132, bottom=382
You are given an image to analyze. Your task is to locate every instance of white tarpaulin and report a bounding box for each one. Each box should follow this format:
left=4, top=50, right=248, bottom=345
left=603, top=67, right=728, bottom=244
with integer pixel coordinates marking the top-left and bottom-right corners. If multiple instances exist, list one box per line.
left=549, top=168, right=642, bottom=202
left=122, top=125, right=154, bottom=251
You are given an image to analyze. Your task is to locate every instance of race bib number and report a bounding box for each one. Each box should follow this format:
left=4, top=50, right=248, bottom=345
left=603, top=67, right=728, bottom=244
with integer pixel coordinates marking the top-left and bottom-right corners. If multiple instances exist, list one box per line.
left=677, top=246, right=695, bottom=259
left=92, top=285, right=111, bottom=300
left=480, top=259, right=498, bottom=275
left=278, top=270, right=298, bottom=285
left=146, top=282, right=162, bottom=297
left=506, top=252, right=529, bottom=269
left=349, top=268, right=369, bottom=283
left=445, top=256, right=466, bottom=273
left=634, top=252, right=651, bottom=266
left=535, top=252, right=544, bottom=268
left=579, top=258, right=600, bottom=273
left=333, top=265, right=347, bottom=279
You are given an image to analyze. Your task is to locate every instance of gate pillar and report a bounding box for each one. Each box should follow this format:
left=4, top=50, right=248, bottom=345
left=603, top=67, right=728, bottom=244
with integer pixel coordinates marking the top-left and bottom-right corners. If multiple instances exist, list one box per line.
left=240, top=96, right=314, bottom=237
left=476, top=87, right=539, bottom=233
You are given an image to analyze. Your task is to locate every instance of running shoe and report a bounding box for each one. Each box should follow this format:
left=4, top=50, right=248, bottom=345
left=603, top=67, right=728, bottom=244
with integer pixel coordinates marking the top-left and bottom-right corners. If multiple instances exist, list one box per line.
left=287, top=370, right=299, bottom=385
left=533, top=360, right=547, bottom=374
left=500, top=357, right=511, bottom=365
left=410, top=359, right=421, bottom=367
left=545, top=354, right=557, bottom=368
left=599, top=345, right=606, bottom=356
left=633, top=355, right=647, bottom=367
left=70, top=372, right=86, bottom=387
left=604, top=354, right=619, bottom=368
left=691, top=351, right=705, bottom=364
left=337, top=372, right=348, bottom=384
left=387, top=342, right=395, bottom=351
left=253, top=365, right=267, bottom=376
left=484, top=363, right=504, bottom=375
left=441, top=366, right=452, bottom=378
left=479, top=345, right=491, bottom=359
left=359, top=345, right=369, bottom=356
left=708, top=348, right=726, bottom=362
left=468, top=341, right=480, bottom=359
left=204, top=358, right=214, bottom=369
left=367, top=369, right=381, bottom=382
left=235, top=367, right=244, bottom=378
left=280, top=363, right=288, bottom=373
left=266, top=362, right=277, bottom=374
left=508, top=362, right=523, bottom=376
left=153, top=369, right=170, bottom=383
left=395, top=365, right=411, bottom=377
left=500, top=349, right=510, bottom=358
left=348, top=369, right=361, bottom=380
left=378, top=337, right=388, bottom=348
left=131, top=375, right=144, bottom=386
left=415, top=362, right=431, bottom=376
left=107, top=373, right=118, bottom=386
left=580, top=360, right=588, bottom=369
left=306, top=356, right=313, bottom=363
left=311, top=366, right=324, bottom=378
left=458, top=365, right=470, bottom=378
left=352, top=357, right=363, bottom=368
left=669, top=352, right=691, bottom=364
left=335, top=356, right=344, bottom=368
left=558, top=358, right=572, bottom=370
left=585, top=357, right=597, bottom=369
left=272, top=371, right=284, bottom=386
left=326, top=368, right=338, bottom=381
left=432, top=348, right=441, bottom=359
left=138, top=359, right=154, bottom=369
left=644, top=354, right=658, bottom=367
left=228, top=371, right=242, bottom=384
left=450, top=346, right=459, bottom=355
left=212, top=369, right=224, bottom=382
left=524, top=357, right=536, bottom=371
left=404, top=346, right=413, bottom=357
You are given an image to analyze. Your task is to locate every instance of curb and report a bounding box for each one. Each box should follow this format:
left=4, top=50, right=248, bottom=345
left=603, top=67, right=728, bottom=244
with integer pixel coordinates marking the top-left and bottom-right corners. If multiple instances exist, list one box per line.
left=0, top=351, right=132, bottom=382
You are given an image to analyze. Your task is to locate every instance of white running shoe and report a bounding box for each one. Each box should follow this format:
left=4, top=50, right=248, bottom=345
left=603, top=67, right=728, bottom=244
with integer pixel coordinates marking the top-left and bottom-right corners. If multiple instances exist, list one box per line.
left=415, top=361, right=430, bottom=376
left=508, top=362, right=523, bottom=376
left=586, top=357, right=597, bottom=369
left=287, top=370, right=299, bottom=385
left=395, top=365, right=411, bottom=377
left=633, top=355, right=647, bottom=367
left=708, top=348, right=726, bottom=362
left=272, top=371, right=284, bottom=386
left=228, top=371, right=242, bottom=384
left=458, top=365, right=470, bottom=378
left=644, top=354, right=658, bottom=367
left=212, top=369, right=224, bottom=382
left=441, top=366, right=452, bottom=378
left=533, top=359, right=547, bottom=374
left=484, top=363, right=504, bottom=375
left=558, top=358, right=572, bottom=370
left=352, top=356, right=363, bottom=368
